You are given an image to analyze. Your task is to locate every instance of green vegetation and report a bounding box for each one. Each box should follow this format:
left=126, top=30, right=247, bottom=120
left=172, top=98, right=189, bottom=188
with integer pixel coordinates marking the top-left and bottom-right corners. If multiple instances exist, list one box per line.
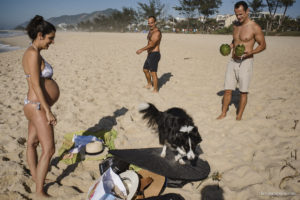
left=213, top=24, right=233, bottom=34
left=72, top=0, right=299, bottom=36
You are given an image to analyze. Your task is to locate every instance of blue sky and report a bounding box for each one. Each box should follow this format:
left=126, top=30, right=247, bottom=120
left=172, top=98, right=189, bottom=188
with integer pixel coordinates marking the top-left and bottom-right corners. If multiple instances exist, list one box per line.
left=1, top=0, right=299, bottom=29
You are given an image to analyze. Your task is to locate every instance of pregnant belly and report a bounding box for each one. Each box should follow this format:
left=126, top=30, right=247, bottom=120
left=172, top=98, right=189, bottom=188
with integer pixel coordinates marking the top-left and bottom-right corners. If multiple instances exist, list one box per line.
left=43, top=79, right=60, bottom=106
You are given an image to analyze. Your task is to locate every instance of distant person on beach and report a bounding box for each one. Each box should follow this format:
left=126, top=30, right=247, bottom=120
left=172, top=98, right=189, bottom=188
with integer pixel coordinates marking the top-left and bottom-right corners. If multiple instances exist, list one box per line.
left=217, top=1, right=266, bottom=120
left=22, top=15, right=59, bottom=198
left=136, top=16, right=162, bottom=93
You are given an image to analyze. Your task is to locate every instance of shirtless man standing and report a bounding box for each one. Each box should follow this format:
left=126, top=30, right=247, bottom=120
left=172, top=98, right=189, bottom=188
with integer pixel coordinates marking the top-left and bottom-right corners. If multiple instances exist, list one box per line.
left=217, top=1, right=266, bottom=120
left=136, top=16, right=162, bottom=93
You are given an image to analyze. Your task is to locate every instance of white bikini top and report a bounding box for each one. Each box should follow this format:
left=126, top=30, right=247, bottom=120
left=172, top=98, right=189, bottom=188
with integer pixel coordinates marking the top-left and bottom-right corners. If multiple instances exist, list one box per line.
left=25, top=58, right=53, bottom=79
left=40, top=59, right=53, bottom=78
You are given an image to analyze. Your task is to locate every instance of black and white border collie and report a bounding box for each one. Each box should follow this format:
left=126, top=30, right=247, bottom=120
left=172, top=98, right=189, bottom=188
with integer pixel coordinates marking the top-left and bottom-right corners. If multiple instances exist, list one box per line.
left=139, top=103, right=202, bottom=164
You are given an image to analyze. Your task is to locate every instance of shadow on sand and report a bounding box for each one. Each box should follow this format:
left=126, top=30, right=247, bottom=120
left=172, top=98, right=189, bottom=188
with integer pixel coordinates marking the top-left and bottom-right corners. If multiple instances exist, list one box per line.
left=217, top=88, right=241, bottom=112
left=201, top=185, right=224, bottom=200
left=45, top=107, right=128, bottom=193
left=84, top=107, right=128, bottom=133
left=158, top=72, right=173, bottom=91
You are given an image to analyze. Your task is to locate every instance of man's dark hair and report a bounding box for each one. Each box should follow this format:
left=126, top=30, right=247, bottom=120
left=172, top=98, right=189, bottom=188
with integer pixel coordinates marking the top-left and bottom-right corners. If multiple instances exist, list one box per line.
left=148, top=16, right=156, bottom=22
left=234, top=1, right=248, bottom=11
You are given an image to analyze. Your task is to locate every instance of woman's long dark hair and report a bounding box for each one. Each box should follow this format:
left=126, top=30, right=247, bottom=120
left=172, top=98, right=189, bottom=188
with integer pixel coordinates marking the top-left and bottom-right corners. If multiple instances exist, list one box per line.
left=26, top=15, right=56, bottom=41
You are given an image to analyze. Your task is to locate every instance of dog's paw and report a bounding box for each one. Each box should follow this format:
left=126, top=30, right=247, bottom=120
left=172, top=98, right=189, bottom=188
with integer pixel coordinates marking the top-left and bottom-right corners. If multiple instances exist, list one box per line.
left=187, top=151, right=195, bottom=160
left=174, top=154, right=181, bottom=161
left=179, top=158, right=186, bottom=165
left=175, top=154, right=186, bottom=164
left=176, top=147, right=186, bottom=155
left=160, top=151, right=166, bottom=158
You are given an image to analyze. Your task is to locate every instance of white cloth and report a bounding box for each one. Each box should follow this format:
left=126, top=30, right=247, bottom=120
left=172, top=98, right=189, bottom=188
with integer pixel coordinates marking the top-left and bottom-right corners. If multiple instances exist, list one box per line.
left=87, top=167, right=127, bottom=200
left=69, top=135, right=103, bottom=154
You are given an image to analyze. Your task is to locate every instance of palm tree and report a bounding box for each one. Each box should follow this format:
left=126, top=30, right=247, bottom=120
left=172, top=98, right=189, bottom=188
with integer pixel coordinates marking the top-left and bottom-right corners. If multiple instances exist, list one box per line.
left=276, top=0, right=296, bottom=31
left=266, top=0, right=281, bottom=32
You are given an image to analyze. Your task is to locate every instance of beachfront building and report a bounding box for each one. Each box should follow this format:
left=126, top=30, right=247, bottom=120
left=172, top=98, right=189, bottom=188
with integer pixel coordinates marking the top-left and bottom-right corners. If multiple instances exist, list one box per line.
left=249, top=11, right=283, bottom=19
left=57, top=23, right=67, bottom=31
left=215, top=11, right=285, bottom=28
left=198, top=16, right=206, bottom=23
left=175, top=17, right=187, bottom=22
left=175, top=16, right=206, bottom=23
left=57, top=23, right=78, bottom=31
left=216, top=14, right=237, bottom=28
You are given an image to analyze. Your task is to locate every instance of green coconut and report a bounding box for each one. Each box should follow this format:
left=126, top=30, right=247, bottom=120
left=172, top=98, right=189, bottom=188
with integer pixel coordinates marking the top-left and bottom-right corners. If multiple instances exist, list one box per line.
left=235, top=44, right=245, bottom=57
left=220, top=44, right=231, bottom=56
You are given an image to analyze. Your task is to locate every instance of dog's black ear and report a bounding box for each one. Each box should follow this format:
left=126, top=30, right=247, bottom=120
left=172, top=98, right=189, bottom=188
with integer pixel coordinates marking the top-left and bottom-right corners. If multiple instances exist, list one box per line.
left=190, top=127, right=202, bottom=143
left=196, top=135, right=202, bottom=143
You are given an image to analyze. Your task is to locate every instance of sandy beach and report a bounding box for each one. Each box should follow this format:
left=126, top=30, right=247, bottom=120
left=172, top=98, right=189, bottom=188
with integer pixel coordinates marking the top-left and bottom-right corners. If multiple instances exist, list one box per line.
left=0, top=32, right=299, bottom=199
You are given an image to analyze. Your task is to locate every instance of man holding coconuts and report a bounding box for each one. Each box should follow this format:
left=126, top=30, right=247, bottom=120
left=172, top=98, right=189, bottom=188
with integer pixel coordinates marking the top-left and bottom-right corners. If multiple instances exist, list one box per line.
left=217, top=1, right=266, bottom=120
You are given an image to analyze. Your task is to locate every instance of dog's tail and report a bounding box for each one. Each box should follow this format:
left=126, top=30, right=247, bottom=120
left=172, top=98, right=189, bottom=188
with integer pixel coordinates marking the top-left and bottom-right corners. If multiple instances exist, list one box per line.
left=139, top=102, right=161, bottom=127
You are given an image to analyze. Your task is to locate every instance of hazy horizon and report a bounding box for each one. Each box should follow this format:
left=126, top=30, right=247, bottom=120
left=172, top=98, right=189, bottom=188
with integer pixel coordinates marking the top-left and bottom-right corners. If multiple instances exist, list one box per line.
left=1, top=0, right=300, bottom=29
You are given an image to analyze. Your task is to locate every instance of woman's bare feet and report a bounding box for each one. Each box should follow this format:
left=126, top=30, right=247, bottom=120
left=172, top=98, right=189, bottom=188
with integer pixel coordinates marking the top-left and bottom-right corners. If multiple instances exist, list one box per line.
left=35, top=191, right=51, bottom=199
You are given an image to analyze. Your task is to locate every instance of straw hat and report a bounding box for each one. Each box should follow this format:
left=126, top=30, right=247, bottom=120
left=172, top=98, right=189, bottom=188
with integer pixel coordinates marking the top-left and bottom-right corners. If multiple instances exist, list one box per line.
left=85, top=141, right=104, bottom=155
left=119, top=170, right=139, bottom=200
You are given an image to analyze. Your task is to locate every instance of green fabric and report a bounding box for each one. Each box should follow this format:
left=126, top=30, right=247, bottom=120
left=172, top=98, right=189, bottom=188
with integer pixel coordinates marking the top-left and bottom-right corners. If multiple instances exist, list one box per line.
left=58, top=129, right=118, bottom=165
left=129, top=164, right=141, bottom=172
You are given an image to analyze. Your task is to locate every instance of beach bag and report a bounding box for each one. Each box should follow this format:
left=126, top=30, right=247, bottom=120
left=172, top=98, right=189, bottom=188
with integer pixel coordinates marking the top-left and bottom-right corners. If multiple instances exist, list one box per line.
left=87, top=167, right=127, bottom=200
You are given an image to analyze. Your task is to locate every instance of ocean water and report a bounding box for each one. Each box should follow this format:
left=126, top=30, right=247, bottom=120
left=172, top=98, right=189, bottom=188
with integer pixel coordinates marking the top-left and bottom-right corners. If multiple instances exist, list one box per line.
left=0, top=43, right=21, bottom=53
left=0, top=30, right=25, bottom=38
left=0, top=30, right=25, bottom=53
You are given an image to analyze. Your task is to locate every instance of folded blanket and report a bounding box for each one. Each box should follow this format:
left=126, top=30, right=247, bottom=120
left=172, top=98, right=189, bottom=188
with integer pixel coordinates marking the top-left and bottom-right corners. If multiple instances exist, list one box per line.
left=58, top=129, right=118, bottom=165
left=69, top=135, right=103, bottom=154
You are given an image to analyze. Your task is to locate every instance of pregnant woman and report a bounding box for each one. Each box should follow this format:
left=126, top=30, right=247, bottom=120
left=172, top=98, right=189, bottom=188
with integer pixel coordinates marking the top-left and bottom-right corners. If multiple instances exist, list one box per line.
left=22, top=15, right=59, bottom=198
